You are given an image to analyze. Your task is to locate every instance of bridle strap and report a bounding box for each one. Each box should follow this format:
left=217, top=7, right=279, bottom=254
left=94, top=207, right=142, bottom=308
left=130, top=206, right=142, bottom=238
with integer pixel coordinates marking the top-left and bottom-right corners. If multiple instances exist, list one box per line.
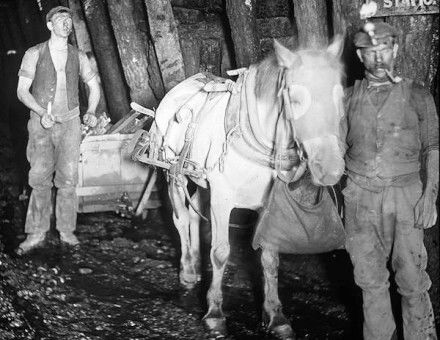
left=274, top=71, right=307, bottom=183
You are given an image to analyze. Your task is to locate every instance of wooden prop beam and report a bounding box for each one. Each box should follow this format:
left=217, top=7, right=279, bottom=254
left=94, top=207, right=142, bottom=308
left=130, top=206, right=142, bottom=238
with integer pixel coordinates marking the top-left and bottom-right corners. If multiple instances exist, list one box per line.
left=134, top=0, right=166, bottom=102
left=144, top=0, right=186, bottom=92
left=225, top=0, right=260, bottom=67
left=292, top=0, right=328, bottom=48
left=68, top=0, right=108, bottom=115
left=107, top=0, right=162, bottom=108
left=135, top=169, right=158, bottom=217
left=80, top=0, right=130, bottom=121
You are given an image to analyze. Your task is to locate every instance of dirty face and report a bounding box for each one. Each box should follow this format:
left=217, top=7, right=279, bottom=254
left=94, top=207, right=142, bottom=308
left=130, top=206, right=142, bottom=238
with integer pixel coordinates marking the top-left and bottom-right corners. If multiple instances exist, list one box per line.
left=357, top=41, right=398, bottom=79
left=48, top=12, right=73, bottom=38
left=274, top=38, right=345, bottom=186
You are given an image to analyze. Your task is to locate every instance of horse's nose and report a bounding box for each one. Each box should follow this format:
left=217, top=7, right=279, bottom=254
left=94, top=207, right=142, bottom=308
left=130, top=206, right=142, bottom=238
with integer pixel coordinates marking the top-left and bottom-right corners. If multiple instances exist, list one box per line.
left=320, top=169, right=343, bottom=186
left=310, top=160, right=344, bottom=186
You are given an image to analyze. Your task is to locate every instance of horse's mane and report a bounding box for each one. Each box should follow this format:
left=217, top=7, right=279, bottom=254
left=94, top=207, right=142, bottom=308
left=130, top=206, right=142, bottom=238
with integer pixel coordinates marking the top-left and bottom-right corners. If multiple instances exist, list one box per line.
left=254, top=47, right=344, bottom=103
left=255, top=54, right=282, bottom=103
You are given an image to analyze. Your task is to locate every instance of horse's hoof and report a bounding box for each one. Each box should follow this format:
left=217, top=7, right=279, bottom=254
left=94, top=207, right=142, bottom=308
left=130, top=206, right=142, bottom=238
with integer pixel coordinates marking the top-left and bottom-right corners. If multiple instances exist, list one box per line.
left=179, top=271, right=201, bottom=289
left=263, top=323, right=296, bottom=340
left=271, top=324, right=296, bottom=340
left=203, top=317, right=227, bottom=339
left=180, top=280, right=197, bottom=290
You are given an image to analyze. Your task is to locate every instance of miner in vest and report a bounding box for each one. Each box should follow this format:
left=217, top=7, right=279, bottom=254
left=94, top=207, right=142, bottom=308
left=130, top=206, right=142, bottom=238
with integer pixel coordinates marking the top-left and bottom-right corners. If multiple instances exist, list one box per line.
left=341, top=22, right=438, bottom=339
left=16, top=6, right=100, bottom=254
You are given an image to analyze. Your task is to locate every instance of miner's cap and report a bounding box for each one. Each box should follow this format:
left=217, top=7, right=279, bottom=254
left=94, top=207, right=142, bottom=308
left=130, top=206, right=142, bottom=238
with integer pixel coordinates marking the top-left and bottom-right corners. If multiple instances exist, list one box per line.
left=354, top=22, right=399, bottom=48
left=46, top=6, right=73, bottom=23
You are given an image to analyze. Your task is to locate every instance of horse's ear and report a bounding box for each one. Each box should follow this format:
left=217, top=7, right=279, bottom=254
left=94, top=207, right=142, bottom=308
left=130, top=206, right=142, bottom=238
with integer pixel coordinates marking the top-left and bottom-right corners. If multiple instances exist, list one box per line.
left=327, top=34, right=345, bottom=58
left=273, top=39, right=301, bottom=69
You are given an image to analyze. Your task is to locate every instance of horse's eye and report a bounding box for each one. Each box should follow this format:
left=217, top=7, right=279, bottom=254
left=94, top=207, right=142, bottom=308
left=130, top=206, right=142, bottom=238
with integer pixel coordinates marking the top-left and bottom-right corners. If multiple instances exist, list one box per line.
left=332, top=84, right=344, bottom=118
left=288, top=85, right=311, bottom=120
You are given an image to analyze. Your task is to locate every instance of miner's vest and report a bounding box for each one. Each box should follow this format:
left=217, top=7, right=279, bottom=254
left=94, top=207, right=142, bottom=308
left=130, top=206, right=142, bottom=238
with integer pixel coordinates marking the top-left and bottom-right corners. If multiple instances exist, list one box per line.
left=345, top=79, right=421, bottom=178
left=31, top=41, right=80, bottom=111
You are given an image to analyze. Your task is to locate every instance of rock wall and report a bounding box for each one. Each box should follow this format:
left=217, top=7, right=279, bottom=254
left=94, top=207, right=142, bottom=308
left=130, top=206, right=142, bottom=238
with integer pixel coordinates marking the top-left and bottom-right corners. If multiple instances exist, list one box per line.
left=172, top=0, right=296, bottom=77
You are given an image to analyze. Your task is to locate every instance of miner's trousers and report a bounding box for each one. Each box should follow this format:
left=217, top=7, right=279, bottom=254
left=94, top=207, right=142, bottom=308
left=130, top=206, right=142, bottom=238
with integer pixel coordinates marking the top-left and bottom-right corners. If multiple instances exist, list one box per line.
left=25, top=115, right=81, bottom=235
left=343, top=178, right=437, bottom=340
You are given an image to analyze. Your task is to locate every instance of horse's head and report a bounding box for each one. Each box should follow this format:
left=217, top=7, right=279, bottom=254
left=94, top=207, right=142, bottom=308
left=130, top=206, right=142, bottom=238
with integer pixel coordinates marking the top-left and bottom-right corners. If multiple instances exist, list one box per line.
left=273, top=37, right=345, bottom=186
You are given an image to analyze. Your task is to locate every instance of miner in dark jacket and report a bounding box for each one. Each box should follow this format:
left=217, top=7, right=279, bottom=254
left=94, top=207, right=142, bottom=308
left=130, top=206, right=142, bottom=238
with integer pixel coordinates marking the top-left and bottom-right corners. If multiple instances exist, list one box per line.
left=341, top=22, right=438, bottom=340
left=16, top=6, right=100, bottom=253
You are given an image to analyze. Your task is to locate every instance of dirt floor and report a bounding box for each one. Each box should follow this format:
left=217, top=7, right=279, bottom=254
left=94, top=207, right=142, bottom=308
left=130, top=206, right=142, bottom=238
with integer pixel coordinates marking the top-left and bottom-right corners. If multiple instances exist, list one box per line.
left=0, top=207, right=361, bottom=340
left=0, top=121, right=436, bottom=340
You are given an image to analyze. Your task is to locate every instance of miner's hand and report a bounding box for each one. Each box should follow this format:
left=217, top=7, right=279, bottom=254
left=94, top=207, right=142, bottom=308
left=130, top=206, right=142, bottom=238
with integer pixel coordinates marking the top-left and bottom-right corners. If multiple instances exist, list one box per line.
left=40, top=102, right=55, bottom=129
left=415, top=191, right=438, bottom=229
left=83, top=112, right=97, bottom=128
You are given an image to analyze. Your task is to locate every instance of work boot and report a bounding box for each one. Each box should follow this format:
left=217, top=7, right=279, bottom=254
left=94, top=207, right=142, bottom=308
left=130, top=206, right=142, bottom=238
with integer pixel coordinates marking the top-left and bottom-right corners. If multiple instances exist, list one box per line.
left=59, top=232, right=80, bottom=246
left=16, top=233, right=46, bottom=255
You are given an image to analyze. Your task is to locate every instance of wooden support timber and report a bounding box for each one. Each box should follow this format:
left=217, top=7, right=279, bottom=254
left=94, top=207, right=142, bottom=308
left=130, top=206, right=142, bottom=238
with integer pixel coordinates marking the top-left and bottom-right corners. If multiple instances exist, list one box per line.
left=225, top=0, right=260, bottom=67
left=144, top=0, right=186, bottom=92
left=68, top=0, right=108, bottom=115
left=292, top=0, right=328, bottom=48
left=107, top=0, right=163, bottom=109
left=81, top=0, right=130, bottom=121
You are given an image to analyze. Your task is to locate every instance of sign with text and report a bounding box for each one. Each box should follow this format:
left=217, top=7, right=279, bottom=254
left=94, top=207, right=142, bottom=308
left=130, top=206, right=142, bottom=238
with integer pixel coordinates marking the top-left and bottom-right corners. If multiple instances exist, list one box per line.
left=370, top=0, right=439, bottom=16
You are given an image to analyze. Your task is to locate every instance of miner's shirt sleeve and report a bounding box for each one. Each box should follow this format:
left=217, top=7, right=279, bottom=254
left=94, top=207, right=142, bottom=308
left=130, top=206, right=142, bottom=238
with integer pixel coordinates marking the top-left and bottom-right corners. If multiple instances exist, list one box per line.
left=18, top=47, right=39, bottom=80
left=416, top=88, right=439, bottom=155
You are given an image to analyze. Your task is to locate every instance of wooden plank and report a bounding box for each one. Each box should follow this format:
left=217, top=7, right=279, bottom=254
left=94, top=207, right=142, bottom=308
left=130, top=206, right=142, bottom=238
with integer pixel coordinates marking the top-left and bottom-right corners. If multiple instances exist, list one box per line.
left=144, top=0, right=186, bottom=92
left=78, top=198, right=161, bottom=213
left=135, top=169, right=158, bottom=216
left=77, top=187, right=161, bottom=213
left=106, top=110, right=140, bottom=134
left=76, top=183, right=146, bottom=196
left=225, top=0, right=260, bottom=67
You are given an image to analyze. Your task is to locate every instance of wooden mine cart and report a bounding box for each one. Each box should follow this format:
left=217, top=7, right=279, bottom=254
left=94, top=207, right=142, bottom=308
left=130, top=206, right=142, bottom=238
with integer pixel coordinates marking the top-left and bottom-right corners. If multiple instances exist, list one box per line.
left=76, top=133, right=160, bottom=215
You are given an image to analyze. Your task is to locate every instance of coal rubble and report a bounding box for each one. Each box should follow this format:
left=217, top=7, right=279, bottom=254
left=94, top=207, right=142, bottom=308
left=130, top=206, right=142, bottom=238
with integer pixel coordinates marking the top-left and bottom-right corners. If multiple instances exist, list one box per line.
left=0, top=205, right=358, bottom=339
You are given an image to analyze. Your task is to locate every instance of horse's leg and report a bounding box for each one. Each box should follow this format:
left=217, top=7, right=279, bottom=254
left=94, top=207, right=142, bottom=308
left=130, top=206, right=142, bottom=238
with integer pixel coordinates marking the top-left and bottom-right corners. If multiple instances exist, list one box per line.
left=261, top=248, right=295, bottom=340
left=168, top=183, right=198, bottom=288
left=187, top=187, right=202, bottom=283
left=203, top=189, right=233, bottom=337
